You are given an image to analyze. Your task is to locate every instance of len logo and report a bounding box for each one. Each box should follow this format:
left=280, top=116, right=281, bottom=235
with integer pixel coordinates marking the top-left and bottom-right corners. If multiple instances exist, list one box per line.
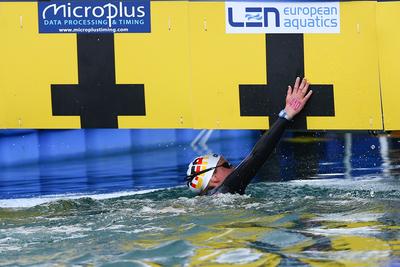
left=228, top=7, right=280, bottom=28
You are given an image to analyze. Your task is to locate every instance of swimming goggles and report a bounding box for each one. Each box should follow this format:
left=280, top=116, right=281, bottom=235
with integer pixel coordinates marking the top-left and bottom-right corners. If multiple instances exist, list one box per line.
left=185, top=162, right=232, bottom=181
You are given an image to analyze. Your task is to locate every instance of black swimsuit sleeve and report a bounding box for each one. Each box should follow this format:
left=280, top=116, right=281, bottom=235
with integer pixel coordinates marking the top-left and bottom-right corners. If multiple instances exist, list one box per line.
left=212, top=117, right=289, bottom=195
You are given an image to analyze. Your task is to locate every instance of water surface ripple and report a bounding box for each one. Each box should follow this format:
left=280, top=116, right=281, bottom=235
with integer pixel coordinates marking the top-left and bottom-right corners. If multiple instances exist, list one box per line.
left=0, top=178, right=399, bottom=266
left=0, top=132, right=399, bottom=266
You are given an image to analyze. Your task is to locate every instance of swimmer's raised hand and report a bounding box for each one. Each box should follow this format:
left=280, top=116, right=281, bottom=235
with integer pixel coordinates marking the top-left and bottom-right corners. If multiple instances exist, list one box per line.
left=285, top=77, right=313, bottom=120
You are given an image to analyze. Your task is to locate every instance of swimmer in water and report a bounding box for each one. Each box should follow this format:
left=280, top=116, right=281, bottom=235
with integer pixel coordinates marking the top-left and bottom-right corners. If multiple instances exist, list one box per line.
left=186, top=77, right=312, bottom=195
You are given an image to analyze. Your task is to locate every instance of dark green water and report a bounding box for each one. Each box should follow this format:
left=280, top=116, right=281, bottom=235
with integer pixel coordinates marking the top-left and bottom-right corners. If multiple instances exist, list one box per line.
left=0, top=132, right=399, bottom=266
left=0, top=178, right=399, bottom=266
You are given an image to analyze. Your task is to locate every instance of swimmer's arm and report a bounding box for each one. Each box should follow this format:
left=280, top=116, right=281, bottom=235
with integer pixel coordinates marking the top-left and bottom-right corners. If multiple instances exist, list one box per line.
left=219, top=77, right=312, bottom=194
left=218, top=117, right=289, bottom=194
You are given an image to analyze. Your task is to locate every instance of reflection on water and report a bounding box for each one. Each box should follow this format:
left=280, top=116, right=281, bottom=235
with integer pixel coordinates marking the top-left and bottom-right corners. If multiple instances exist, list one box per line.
left=0, top=180, right=399, bottom=266
left=0, top=131, right=399, bottom=266
left=0, top=131, right=399, bottom=198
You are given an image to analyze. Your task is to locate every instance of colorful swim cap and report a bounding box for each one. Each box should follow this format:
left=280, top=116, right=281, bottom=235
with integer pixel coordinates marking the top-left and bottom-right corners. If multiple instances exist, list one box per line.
left=186, top=154, right=221, bottom=194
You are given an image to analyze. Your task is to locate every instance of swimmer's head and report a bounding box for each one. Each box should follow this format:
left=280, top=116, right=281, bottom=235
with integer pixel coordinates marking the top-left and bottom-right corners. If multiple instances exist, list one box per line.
left=186, top=154, right=233, bottom=194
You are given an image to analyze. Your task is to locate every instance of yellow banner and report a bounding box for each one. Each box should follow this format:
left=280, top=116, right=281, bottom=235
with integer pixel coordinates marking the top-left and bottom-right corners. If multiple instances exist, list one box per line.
left=0, top=1, right=398, bottom=130
left=377, top=1, right=400, bottom=131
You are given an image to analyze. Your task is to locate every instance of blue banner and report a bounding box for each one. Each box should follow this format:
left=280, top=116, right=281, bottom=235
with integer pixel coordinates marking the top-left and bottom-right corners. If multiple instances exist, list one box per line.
left=38, top=0, right=151, bottom=34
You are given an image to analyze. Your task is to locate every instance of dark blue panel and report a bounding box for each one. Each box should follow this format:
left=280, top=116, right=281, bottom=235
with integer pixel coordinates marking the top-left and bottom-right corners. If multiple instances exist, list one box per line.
left=38, top=130, right=86, bottom=161
left=0, top=132, right=39, bottom=167
left=85, top=129, right=132, bottom=155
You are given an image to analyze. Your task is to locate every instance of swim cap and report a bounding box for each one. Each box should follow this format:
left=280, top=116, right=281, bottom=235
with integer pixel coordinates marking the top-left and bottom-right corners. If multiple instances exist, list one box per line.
left=186, top=154, right=221, bottom=194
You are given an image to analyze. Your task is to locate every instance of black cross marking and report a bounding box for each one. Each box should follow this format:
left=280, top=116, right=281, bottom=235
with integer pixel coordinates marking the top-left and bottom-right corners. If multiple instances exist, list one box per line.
left=51, top=34, right=146, bottom=128
left=239, top=34, right=335, bottom=129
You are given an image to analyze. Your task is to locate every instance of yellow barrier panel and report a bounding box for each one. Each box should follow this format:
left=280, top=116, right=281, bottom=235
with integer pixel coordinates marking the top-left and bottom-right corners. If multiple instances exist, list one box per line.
left=116, top=2, right=193, bottom=129
left=0, top=1, right=396, bottom=130
left=377, top=1, right=400, bottom=131
left=0, top=2, right=79, bottom=128
left=306, top=1, right=382, bottom=131
left=189, top=2, right=269, bottom=129
left=189, top=1, right=382, bottom=130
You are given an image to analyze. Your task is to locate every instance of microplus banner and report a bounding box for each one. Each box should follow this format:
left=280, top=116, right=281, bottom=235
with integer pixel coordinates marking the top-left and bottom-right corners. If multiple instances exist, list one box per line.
left=38, top=0, right=151, bottom=34
left=226, top=1, right=340, bottom=34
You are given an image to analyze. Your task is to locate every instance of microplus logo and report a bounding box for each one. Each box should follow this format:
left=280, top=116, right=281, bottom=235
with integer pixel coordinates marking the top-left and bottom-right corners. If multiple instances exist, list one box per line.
left=38, top=0, right=151, bottom=34
left=226, top=2, right=340, bottom=34
left=42, top=2, right=146, bottom=28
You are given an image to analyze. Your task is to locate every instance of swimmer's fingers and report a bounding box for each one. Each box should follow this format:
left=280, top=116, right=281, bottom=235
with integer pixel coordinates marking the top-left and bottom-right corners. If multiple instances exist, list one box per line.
left=294, top=77, right=301, bottom=93
left=287, top=85, right=293, bottom=100
left=301, top=80, right=310, bottom=97
left=303, top=89, right=313, bottom=104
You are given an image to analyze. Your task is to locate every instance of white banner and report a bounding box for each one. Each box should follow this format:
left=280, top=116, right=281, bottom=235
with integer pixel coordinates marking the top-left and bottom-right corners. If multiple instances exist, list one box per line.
left=226, top=1, right=340, bottom=34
